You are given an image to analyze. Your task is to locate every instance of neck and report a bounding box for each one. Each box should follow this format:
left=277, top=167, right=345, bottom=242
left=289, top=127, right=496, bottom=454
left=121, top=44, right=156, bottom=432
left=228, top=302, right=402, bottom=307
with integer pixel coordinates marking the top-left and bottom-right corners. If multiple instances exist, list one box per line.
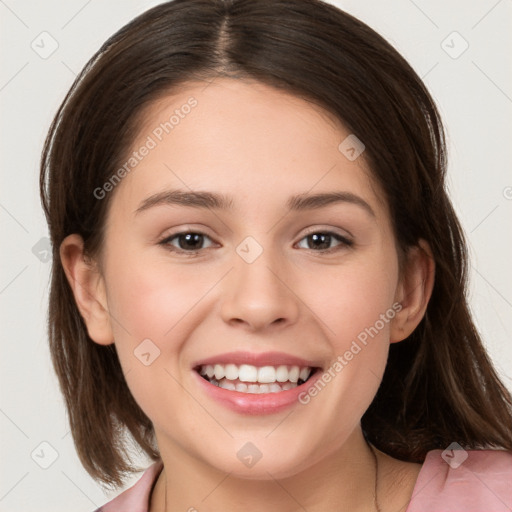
left=150, top=427, right=380, bottom=512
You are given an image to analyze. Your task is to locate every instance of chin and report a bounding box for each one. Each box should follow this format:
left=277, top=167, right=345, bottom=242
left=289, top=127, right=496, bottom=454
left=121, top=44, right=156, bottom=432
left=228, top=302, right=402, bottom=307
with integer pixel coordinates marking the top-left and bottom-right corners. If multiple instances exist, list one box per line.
left=206, top=448, right=316, bottom=481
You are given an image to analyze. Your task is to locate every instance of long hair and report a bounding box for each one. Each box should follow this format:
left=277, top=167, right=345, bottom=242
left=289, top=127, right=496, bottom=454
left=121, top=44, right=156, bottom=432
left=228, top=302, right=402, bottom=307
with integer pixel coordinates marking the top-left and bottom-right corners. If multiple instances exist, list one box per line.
left=39, top=0, right=512, bottom=487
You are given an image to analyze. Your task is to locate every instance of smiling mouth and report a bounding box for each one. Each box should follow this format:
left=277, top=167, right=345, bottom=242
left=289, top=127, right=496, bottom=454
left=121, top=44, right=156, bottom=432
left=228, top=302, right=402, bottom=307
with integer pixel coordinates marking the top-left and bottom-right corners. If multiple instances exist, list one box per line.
left=194, top=363, right=320, bottom=394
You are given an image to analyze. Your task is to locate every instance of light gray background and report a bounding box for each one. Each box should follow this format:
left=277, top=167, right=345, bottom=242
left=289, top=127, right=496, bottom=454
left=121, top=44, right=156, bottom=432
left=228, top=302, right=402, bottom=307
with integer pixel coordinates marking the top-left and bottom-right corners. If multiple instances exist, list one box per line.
left=1, top=1, right=511, bottom=510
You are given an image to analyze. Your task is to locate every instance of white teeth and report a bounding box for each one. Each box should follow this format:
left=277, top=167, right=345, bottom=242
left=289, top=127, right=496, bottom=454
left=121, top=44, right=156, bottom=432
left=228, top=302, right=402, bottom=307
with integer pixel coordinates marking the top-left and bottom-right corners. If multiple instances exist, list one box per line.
left=299, top=367, right=311, bottom=381
left=288, top=366, right=300, bottom=383
left=257, top=366, right=276, bottom=383
left=218, top=380, right=236, bottom=391
left=214, top=364, right=225, bottom=380
left=199, top=363, right=313, bottom=385
left=224, top=364, right=238, bottom=380
left=269, top=383, right=282, bottom=393
left=212, top=378, right=299, bottom=394
left=239, top=364, right=258, bottom=382
left=276, top=365, right=289, bottom=382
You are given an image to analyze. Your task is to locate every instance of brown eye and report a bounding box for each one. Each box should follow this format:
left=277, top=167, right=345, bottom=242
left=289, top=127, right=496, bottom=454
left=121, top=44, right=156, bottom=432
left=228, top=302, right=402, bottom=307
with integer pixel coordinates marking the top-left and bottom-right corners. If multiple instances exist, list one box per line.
left=161, top=232, right=214, bottom=252
left=307, top=233, right=332, bottom=250
left=297, top=232, right=353, bottom=252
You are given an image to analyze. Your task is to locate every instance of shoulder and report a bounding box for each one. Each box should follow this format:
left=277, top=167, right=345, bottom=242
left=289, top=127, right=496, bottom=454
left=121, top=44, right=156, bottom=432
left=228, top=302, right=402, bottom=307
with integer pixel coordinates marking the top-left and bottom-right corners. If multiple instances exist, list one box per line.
left=93, top=460, right=164, bottom=512
left=407, top=449, right=512, bottom=512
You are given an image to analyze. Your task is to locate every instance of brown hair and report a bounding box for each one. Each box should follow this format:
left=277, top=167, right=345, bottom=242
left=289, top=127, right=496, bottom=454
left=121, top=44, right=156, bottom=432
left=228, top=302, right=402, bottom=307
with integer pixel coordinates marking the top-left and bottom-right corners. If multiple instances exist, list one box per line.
left=40, top=0, right=512, bottom=488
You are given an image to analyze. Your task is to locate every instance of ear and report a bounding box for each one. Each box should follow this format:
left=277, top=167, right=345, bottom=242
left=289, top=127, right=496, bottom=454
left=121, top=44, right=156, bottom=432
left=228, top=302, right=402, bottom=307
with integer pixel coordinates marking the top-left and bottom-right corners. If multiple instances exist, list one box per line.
left=59, top=234, right=114, bottom=345
left=390, top=239, right=435, bottom=343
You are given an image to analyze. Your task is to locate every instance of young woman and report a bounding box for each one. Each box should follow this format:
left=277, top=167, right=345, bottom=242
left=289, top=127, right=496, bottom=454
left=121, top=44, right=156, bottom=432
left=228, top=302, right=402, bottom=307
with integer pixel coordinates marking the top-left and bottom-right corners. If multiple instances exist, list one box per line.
left=40, top=0, right=512, bottom=510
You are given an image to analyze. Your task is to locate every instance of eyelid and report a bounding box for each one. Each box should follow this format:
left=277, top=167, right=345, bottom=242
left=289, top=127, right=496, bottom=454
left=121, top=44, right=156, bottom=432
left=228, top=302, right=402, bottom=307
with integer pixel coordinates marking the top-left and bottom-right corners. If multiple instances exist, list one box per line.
left=158, top=226, right=355, bottom=255
left=164, top=231, right=215, bottom=244
left=297, top=233, right=352, bottom=248
left=158, top=228, right=219, bottom=255
left=298, top=225, right=354, bottom=242
left=158, top=224, right=216, bottom=241
left=292, top=225, right=355, bottom=254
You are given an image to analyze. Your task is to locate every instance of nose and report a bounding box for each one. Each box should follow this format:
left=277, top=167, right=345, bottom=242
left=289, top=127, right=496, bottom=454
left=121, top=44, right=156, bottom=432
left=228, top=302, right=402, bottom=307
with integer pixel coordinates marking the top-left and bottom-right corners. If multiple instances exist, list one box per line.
left=220, top=247, right=300, bottom=332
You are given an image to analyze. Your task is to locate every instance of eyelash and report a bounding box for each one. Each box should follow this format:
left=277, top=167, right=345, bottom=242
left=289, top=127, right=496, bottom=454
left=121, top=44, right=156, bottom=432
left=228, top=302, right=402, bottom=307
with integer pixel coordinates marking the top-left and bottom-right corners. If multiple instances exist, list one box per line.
left=158, top=230, right=354, bottom=256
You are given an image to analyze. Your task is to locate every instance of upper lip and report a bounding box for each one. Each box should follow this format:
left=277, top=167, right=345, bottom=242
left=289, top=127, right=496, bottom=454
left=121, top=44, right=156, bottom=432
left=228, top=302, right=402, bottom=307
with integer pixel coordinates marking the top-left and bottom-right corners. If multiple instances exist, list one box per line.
left=192, top=351, right=323, bottom=370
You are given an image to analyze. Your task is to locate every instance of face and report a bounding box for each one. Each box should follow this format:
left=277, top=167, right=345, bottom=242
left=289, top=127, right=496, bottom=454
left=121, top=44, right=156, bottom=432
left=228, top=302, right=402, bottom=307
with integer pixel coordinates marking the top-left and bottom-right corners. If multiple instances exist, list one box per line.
left=77, top=78, right=409, bottom=479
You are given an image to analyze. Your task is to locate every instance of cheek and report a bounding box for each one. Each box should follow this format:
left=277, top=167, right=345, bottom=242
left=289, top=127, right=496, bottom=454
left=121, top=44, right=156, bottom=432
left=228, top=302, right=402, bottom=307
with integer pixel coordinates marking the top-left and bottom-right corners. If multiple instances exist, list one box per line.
left=103, top=252, right=227, bottom=391
left=103, top=256, right=214, bottom=415
left=106, top=255, right=214, bottom=341
left=285, top=260, right=398, bottom=454
left=299, top=251, right=398, bottom=400
left=304, top=255, right=399, bottom=347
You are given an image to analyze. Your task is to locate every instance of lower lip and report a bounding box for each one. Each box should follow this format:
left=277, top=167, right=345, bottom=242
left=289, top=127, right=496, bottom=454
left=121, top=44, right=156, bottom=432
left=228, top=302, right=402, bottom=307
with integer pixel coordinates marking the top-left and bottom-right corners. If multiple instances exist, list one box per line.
left=192, top=369, right=323, bottom=415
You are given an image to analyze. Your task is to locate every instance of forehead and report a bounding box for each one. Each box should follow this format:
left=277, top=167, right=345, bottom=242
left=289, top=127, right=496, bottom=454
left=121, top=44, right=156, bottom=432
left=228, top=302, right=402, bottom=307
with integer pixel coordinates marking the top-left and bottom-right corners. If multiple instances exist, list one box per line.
left=109, top=78, right=385, bottom=218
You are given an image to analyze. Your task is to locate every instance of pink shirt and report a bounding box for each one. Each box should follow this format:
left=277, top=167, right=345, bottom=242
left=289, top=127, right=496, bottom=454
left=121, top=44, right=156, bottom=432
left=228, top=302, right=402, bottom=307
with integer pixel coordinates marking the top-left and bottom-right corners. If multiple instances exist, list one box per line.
left=96, top=449, right=512, bottom=511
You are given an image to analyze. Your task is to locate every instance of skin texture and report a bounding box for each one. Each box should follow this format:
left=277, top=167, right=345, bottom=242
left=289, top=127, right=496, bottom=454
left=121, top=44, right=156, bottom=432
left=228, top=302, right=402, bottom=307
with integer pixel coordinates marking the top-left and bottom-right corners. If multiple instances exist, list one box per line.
left=61, top=78, right=434, bottom=511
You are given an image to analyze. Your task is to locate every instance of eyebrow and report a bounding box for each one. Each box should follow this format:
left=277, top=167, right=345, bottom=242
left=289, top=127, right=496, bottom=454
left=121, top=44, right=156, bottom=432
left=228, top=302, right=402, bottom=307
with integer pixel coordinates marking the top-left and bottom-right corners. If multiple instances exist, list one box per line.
left=134, top=189, right=375, bottom=217
left=287, top=191, right=375, bottom=217
left=134, top=190, right=233, bottom=214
